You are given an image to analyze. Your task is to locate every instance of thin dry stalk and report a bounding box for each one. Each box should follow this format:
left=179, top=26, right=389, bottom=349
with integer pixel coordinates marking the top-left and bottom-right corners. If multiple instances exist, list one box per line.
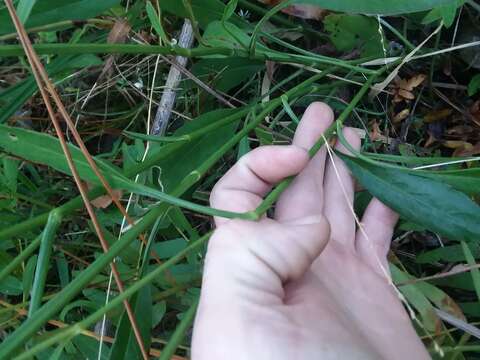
left=4, top=1, right=149, bottom=358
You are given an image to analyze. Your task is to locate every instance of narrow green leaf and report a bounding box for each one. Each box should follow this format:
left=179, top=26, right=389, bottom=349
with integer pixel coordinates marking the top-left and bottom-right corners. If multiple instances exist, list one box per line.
left=16, top=0, right=38, bottom=24
left=461, top=241, right=480, bottom=300
left=0, top=0, right=120, bottom=35
left=340, top=154, right=480, bottom=242
left=146, top=1, right=169, bottom=44
left=222, top=0, right=238, bottom=22
left=294, top=0, right=458, bottom=15
left=108, top=286, right=152, bottom=360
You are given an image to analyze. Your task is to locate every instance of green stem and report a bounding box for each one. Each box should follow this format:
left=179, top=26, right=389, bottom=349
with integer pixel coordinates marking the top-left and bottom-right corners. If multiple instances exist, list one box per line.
left=249, top=0, right=294, bottom=56
left=13, top=233, right=211, bottom=360
left=0, top=19, right=113, bottom=41
left=0, top=43, right=376, bottom=74
left=28, top=211, right=62, bottom=317
left=0, top=236, right=41, bottom=283
left=4, top=192, right=52, bottom=209
left=255, top=70, right=381, bottom=217
left=0, top=203, right=169, bottom=357
left=378, top=18, right=415, bottom=51
left=158, top=298, right=199, bottom=360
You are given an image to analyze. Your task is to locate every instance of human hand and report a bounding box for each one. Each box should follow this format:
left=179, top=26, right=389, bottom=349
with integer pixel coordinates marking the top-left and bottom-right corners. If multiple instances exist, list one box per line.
left=192, top=102, right=430, bottom=360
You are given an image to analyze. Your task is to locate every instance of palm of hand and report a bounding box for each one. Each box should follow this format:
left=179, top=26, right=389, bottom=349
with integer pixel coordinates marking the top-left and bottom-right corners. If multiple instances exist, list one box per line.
left=192, top=103, right=429, bottom=360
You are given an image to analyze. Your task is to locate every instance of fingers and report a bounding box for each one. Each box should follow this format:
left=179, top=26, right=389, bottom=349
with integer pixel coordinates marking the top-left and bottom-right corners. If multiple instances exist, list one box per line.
left=203, top=215, right=330, bottom=302
left=275, top=102, right=334, bottom=222
left=355, top=198, right=399, bottom=274
left=323, top=127, right=361, bottom=246
left=210, top=145, right=309, bottom=226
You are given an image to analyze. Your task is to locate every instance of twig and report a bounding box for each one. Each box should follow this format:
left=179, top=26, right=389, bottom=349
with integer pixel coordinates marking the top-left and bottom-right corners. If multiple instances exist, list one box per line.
left=152, top=20, right=195, bottom=135
left=3, top=1, right=149, bottom=358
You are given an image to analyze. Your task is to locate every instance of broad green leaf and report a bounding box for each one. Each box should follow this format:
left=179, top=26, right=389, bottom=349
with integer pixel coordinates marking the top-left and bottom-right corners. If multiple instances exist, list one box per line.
left=151, top=238, right=188, bottom=260
left=419, top=167, right=480, bottom=196
left=0, top=0, right=120, bottom=35
left=324, top=14, right=384, bottom=57
left=16, top=0, right=38, bottom=24
left=422, top=0, right=465, bottom=27
left=155, top=108, right=241, bottom=192
left=73, top=336, right=109, bottom=360
left=294, top=0, right=458, bottom=15
left=0, top=275, right=22, bottom=296
left=0, top=124, right=126, bottom=189
left=340, top=155, right=480, bottom=242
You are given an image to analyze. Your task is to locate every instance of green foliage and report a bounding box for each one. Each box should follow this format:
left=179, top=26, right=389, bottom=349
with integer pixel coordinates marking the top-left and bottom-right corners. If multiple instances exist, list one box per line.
left=0, top=0, right=120, bottom=34
left=422, top=0, right=465, bottom=27
left=146, top=1, right=169, bottom=45
left=340, top=154, right=480, bottom=242
left=0, top=0, right=479, bottom=358
left=294, top=0, right=459, bottom=15
left=324, top=14, right=385, bottom=57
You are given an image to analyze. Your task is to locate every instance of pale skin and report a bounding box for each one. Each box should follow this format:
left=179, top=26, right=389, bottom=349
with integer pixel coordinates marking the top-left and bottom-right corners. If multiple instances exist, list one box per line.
left=192, top=102, right=431, bottom=359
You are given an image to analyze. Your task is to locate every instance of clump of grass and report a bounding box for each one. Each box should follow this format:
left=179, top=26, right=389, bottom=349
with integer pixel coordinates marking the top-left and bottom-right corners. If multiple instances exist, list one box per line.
left=0, top=0, right=479, bottom=358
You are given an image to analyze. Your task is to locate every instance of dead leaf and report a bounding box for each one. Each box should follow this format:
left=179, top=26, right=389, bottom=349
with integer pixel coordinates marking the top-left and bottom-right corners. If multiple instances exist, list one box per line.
left=443, top=140, right=472, bottom=149
left=424, top=108, right=453, bottom=123
left=470, top=100, right=480, bottom=127
left=453, top=142, right=480, bottom=157
left=369, top=120, right=383, bottom=141
left=86, top=182, right=123, bottom=209
left=393, top=108, right=410, bottom=123
left=257, top=1, right=325, bottom=20
left=107, top=19, right=131, bottom=44
left=391, top=74, right=426, bottom=103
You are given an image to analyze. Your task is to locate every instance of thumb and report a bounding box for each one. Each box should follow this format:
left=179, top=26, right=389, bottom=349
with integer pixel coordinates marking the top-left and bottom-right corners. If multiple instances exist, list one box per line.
left=202, top=216, right=330, bottom=302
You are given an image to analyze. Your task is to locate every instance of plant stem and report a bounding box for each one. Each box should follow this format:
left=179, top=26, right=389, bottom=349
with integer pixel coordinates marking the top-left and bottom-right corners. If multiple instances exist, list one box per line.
left=255, top=70, right=381, bottom=217
left=0, top=69, right=337, bottom=240
left=0, top=19, right=113, bottom=41
left=12, top=232, right=211, bottom=360
left=28, top=210, right=62, bottom=317
left=158, top=298, right=199, bottom=360
left=0, top=236, right=41, bottom=283
left=0, top=43, right=377, bottom=74
left=378, top=18, right=415, bottom=51
left=0, top=202, right=167, bottom=357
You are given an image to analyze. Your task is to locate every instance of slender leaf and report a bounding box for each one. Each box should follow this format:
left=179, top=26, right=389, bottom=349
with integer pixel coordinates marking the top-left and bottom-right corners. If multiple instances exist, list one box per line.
left=16, top=0, right=38, bottom=24
left=0, top=0, right=120, bottom=35
left=340, top=155, right=480, bottom=242
left=294, top=0, right=459, bottom=15
left=461, top=241, right=480, bottom=300
left=146, top=1, right=169, bottom=44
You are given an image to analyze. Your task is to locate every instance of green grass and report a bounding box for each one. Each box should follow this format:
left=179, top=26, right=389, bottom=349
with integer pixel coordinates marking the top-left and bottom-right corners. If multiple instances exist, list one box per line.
left=0, top=0, right=480, bottom=359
